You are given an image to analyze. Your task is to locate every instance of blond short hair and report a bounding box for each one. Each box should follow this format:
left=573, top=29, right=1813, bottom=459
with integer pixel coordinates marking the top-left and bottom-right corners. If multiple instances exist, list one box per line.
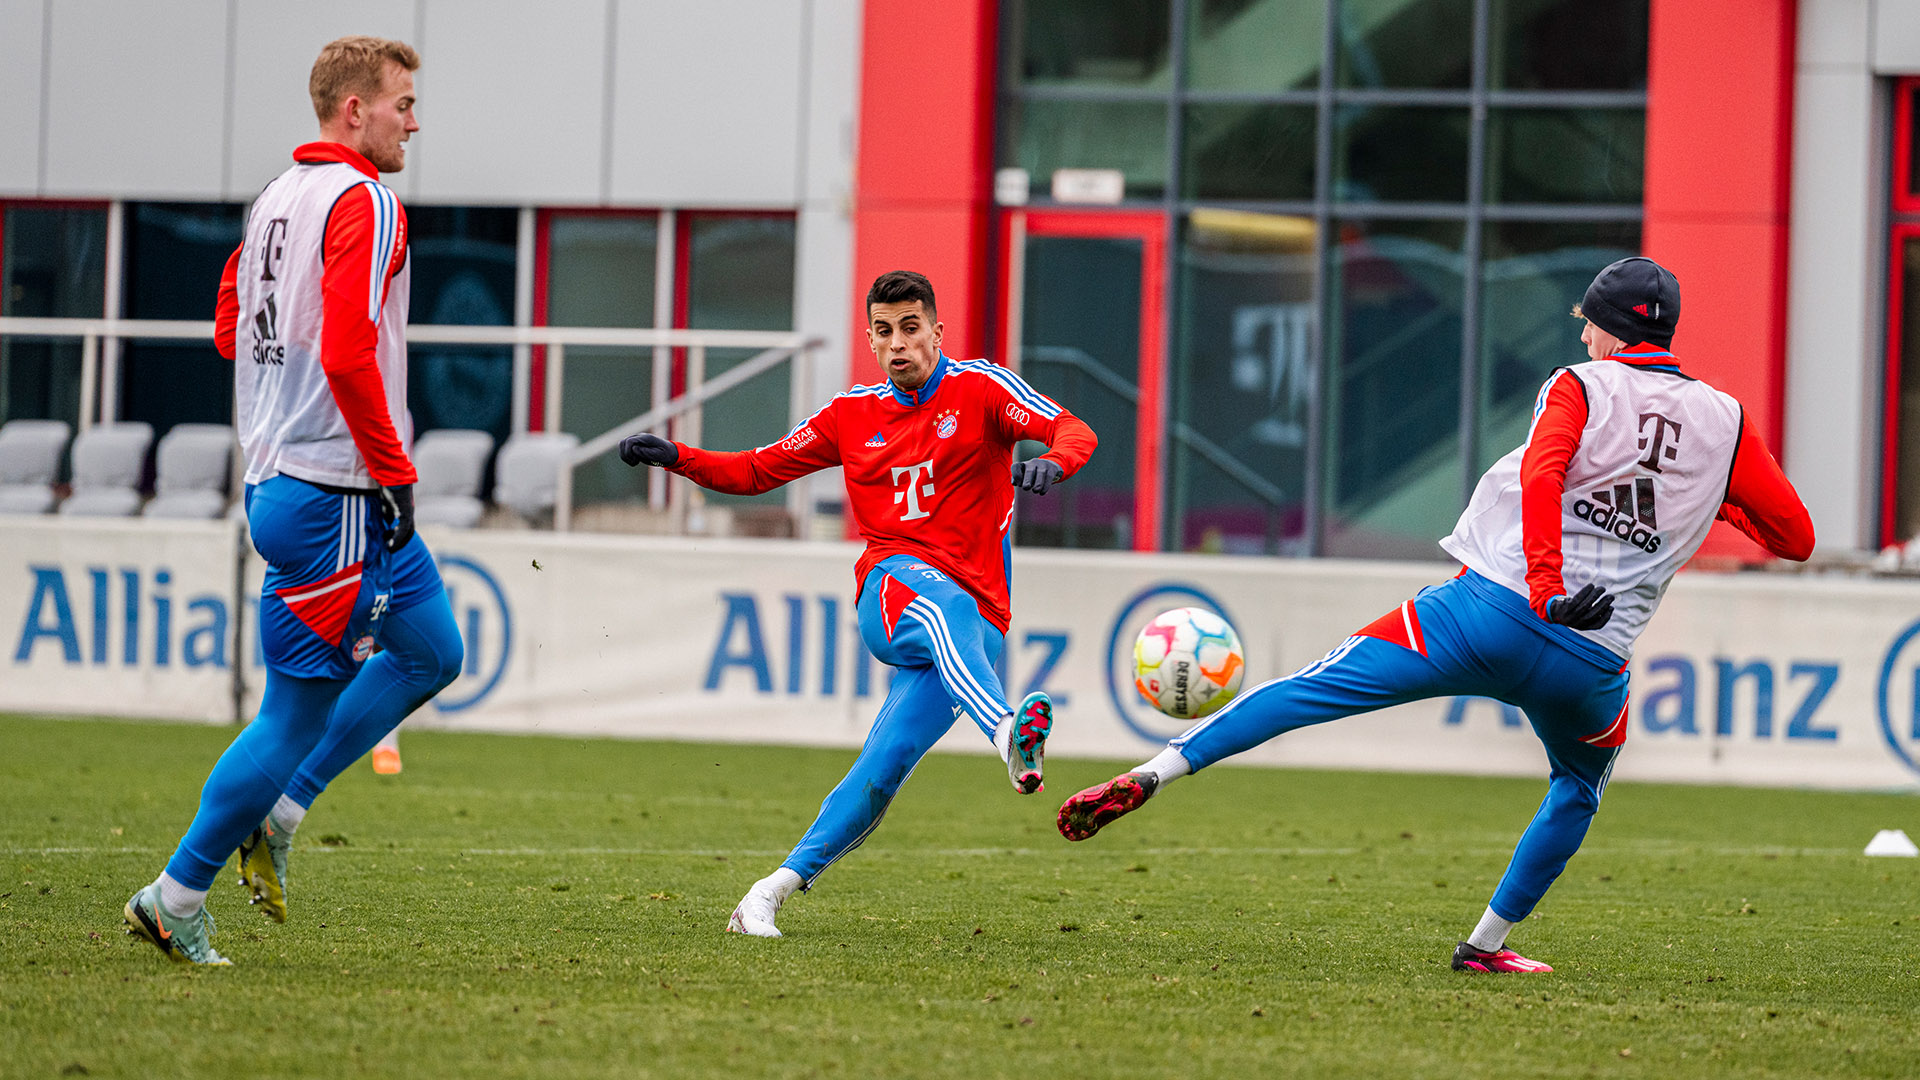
left=309, top=36, right=420, bottom=122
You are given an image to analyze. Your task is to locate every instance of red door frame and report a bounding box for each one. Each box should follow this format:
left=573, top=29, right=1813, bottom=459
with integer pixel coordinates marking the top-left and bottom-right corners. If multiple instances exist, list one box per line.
left=1883, top=79, right=1920, bottom=545
left=996, top=207, right=1165, bottom=552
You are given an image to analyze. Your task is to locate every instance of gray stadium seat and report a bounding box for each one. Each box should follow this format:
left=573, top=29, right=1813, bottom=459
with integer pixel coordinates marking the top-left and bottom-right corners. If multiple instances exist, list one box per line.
left=144, top=423, right=234, bottom=520
left=0, top=419, right=73, bottom=515
left=412, top=428, right=495, bottom=529
left=493, top=432, right=580, bottom=523
left=60, top=422, right=155, bottom=517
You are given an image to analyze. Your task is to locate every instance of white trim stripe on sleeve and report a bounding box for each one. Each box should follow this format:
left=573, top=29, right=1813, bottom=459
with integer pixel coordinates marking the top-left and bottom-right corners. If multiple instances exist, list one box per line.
left=953, top=360, right=1061, bottom=418
left=362, top=182, right=399, bottom=323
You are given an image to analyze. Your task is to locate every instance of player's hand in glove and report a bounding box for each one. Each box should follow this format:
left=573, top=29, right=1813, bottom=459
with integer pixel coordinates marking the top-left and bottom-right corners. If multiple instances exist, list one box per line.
left=1011, top=458, right=1065, bottom=495
left=619, top=433, right=678, bottom=468
left=379, top=483, right=415, bottom=552
left=1545, top=582, right=1614, bottom=630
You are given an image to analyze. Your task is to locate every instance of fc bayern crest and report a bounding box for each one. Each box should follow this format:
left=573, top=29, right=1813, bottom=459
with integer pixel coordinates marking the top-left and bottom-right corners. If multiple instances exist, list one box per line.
left=352, top=635, right=376, bottom=661
left=936, top=410, right=959, bottom=439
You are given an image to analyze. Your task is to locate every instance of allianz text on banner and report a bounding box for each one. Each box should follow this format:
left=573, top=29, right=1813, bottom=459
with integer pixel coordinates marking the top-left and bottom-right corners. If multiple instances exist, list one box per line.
left=10, top=519, right=1920, bottom=791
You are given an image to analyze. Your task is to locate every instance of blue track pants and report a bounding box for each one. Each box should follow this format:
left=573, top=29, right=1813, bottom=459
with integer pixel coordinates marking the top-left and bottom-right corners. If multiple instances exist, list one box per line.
left=162, top=477, right=463, bottom=891
left=1171, top=570, right=1629, bottom=921
left=781, top=555, right=1010, bottom=885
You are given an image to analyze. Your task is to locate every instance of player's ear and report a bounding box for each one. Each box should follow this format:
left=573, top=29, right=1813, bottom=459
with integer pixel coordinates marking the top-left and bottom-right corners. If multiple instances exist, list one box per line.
left=931, top=320, right=943, bottom=350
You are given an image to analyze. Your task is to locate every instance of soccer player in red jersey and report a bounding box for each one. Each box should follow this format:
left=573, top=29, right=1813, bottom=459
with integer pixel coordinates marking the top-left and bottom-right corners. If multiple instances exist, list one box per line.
left=621, top=270, right=1097, bottom=936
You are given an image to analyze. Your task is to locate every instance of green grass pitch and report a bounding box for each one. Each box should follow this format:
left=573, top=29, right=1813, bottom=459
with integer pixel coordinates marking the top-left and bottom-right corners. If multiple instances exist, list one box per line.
left=4, top=713, right=1918, bottom=1079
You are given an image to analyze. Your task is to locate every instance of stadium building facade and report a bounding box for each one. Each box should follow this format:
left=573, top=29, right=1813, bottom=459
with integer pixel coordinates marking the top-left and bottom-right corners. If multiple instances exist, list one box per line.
left=0, top=0, right=1915, bottom=563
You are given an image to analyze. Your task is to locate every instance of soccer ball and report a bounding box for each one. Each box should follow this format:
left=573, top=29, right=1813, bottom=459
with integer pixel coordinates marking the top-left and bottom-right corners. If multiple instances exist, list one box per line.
left=1133, top=607, right=1245, bottom=720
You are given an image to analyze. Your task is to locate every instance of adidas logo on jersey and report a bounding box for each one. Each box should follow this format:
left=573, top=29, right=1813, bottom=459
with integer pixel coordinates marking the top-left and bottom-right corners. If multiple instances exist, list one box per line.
left=1573, top=478, right=1663, bottom=554
left=865, top=431, right=886, bottom=447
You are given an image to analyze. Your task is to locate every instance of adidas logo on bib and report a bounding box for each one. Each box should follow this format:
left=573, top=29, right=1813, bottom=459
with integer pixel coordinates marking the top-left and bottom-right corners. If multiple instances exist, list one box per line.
left=1573, top=478, right=1663, bottom=554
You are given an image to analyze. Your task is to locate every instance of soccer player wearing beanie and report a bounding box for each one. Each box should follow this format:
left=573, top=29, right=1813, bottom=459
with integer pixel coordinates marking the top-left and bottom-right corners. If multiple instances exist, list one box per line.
left=1058, top=256, right=1815, bottom=973
left=622, top=270, right=1097, bottom=937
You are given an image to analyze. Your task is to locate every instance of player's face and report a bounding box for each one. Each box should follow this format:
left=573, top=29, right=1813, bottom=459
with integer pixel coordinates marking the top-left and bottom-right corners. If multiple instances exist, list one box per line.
left=353, top=63, right=419, bottom=174
left=1581, top=318, right=1626, bottom=362
left=868, top=301, right=943, bottom=391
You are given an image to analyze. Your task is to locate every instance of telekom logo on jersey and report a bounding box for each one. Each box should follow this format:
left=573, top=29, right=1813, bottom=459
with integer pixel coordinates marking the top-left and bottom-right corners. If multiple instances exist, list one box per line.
left=892, top=459, right=936, bottom=521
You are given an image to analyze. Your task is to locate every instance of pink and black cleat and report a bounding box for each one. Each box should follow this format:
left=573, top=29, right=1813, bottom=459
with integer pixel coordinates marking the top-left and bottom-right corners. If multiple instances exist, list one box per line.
left=1451, top=941, right=1553, bottom=973
left=1056, top=771, right=1158, bottom=841
left=1007, top=691, right=1053, bottom=794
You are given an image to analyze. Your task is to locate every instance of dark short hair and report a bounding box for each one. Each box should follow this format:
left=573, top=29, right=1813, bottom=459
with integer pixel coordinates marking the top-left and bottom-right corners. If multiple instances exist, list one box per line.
left=866, top=270, right=936, bottom=318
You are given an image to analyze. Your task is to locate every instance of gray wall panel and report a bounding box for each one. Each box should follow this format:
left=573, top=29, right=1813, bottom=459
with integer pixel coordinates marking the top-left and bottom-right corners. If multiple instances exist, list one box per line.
left=229, top=1, right=420, bottom=201
left=1874, top=0, right=1920, bottom=73
left=413, top=0, right=606, bottom=204
left=0, top=0, right=47, bottom=194
left=608, top=0, right=804, bottom=206
left=1787, top=0, right=1883, bottom=550
left=42, top=0, right=229, bottom=197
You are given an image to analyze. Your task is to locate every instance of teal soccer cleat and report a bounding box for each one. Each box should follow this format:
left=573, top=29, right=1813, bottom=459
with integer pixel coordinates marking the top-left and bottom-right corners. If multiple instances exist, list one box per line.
left=124, top=881, right=231, bottom=966
left=1007, top=691, right=1053, bottom=794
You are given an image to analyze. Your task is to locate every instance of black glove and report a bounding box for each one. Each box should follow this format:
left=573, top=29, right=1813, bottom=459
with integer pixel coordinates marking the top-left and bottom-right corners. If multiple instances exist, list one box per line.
left=619, top=433, right=678, bottom=468
left=1546, top=582, right=1614, bottom=631
left=1011, top=458, right=1065, bottom=495
left=378, top=483, right=415, bottom=552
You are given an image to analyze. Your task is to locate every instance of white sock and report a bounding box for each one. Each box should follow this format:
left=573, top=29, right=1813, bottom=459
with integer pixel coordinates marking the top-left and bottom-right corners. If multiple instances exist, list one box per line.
left=758, top=867, right=804, bottom=903
left=1467, top=906, right=1518, bottom=952
left=157, top=871, right=208, bottom=918
left=992, top=711, right=1016, bottom=763
left=375, top=728, right=400, bottom=752
left=1136, top=746, right=1192, bottom=788
left=269, top=793, right=307, bottom=835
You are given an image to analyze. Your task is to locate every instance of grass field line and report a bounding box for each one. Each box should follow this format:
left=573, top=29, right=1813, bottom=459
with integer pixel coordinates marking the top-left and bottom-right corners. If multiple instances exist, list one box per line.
left=2, top=842, right=1868, bottom=858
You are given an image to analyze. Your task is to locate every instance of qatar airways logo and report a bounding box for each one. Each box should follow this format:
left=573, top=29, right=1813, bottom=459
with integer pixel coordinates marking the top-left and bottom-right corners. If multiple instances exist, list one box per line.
left=892, top=459, right=935, bottom=521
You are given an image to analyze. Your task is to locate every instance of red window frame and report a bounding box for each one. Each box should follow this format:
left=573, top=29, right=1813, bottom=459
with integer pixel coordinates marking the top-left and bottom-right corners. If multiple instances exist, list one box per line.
left=995, top=207, right=1166, bottom=552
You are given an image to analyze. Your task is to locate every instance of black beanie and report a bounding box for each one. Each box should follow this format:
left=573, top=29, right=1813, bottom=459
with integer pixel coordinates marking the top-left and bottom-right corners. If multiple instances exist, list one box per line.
left=1580, top=257, right=1680, bottom=348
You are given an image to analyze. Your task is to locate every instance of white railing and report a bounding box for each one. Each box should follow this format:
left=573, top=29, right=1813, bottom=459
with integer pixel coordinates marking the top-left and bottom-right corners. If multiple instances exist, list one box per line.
left=0, top=317, right=824, bottom=535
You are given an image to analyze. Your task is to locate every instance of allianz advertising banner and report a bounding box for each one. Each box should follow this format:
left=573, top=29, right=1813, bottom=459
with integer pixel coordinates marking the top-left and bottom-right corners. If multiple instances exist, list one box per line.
left=10, top=519, right=1920, bottom=792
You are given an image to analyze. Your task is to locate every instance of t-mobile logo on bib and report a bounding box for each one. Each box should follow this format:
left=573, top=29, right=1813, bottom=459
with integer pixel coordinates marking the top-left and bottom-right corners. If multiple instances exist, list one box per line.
left=892, top=459, right=936, bottom=521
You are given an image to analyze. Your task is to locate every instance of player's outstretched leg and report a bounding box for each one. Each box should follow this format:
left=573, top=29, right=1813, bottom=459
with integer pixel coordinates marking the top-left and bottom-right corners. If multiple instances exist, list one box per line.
left=728, top=664, right=956, bottom=937
left=1060, top=626, right=1450, bottom=841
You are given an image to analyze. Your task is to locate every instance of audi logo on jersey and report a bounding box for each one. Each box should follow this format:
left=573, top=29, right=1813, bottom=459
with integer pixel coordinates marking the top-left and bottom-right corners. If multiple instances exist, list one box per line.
left=1574, top=478, right=1663, bottom=553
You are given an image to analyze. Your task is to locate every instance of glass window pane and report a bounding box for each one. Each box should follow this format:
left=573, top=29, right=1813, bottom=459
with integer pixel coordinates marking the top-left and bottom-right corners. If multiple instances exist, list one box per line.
left=547, top=213, right=658, bottom=507
left=1012, top=0, right=1171, bottom=89
left=1491, top=0, right=1648, bottom=90
left=1477, top=220, right=1640, bottom=474
left=1486, top=108, right=1644, bottom=204
left=1186, top=0, right=1324, bottom=92
left=407, top=207, right=519, bottom=451
left=1182, top=104, right=1316, bottom=202
left=1003, top=98, right=1169, bottom=200
left=1336, top=0, right=1472, bottom=89
left=1336, top=105, right=1470, bottom=202
left=1, top=206, right=106, bottom=426
left=120, top=202, right=246, bottom=435
left=1895, top=237, right=1920, bottom=540
left=1172, top=210, right=1314, bottom=554
left=685, top=215, right=796, bottom=515
left=1017, top=234, right=1141, bottom=550
left=1323, top=218, right=1465, bottom=559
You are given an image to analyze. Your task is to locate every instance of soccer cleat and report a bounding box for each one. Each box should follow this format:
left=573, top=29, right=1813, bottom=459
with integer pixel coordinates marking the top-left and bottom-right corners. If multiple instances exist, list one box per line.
left=1056, top=770, right=1158, bottom=841
left=236, top=820, right=291, bottom=923
left=725, top=883, right=785, bottom=938
left=123, top=881, right=231, bottom=966
left=1451, top=941, right=1553, bottom=973
left=371, top=744, right=403, bottom=775
left=1007, top=692, right=1053, bottom=794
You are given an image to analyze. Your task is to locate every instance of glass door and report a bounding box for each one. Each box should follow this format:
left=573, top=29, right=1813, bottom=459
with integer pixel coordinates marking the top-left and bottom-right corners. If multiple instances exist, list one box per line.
left=997, top=209, right=1163, bottom=552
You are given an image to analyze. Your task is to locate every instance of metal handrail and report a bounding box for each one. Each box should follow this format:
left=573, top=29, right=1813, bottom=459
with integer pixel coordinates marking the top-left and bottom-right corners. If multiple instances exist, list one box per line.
left=0, top=316, right=825, bottom=537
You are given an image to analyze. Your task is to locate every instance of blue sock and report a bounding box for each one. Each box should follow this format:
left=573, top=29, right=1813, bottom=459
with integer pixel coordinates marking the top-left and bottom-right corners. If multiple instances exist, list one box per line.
left=283, top=594, right=464, bottom=808
left=162, top=671, right=349, bottom=891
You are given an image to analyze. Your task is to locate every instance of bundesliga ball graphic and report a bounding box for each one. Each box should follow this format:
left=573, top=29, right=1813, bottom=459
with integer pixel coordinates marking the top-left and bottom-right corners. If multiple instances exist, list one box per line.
left=1133, top=607, right=1245, bottom=720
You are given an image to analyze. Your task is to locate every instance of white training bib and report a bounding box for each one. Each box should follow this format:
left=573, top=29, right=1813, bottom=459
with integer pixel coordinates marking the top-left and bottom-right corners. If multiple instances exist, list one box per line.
left=1441, top=360, right=1742, bottom=659
left=232, top=161, right=411, bottom=490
